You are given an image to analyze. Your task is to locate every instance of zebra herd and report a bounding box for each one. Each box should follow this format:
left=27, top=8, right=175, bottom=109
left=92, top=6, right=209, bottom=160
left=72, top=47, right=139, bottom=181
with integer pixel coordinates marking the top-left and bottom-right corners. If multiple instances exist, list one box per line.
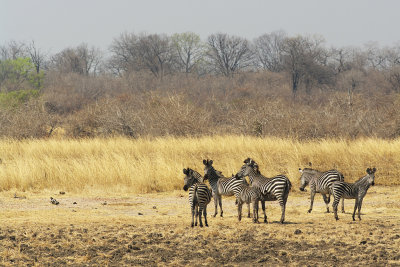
left=183, top=158, right=377, bottom=227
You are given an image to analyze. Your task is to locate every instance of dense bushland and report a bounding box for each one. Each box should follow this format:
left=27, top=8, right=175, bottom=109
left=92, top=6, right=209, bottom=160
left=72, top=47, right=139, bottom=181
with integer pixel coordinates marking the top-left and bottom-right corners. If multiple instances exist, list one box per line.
left=1, top=33, right=400, bottom=139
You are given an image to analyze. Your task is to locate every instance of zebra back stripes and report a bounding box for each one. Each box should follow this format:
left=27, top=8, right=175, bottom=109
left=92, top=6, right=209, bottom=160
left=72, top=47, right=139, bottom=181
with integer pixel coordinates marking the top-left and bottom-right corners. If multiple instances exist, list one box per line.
left=183, top=168, right=212, bottom=227
left=331, top=167, right=376, bottom=221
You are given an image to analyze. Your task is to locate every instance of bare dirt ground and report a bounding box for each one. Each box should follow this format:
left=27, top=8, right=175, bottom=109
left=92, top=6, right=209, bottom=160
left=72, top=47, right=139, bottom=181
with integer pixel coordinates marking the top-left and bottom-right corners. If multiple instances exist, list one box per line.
left=0, top=186, right=399, bottom=266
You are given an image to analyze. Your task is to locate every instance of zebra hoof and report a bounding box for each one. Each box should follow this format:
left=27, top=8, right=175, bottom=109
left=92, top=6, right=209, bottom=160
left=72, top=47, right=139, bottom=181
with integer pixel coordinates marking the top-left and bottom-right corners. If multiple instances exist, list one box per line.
left=200, top=224, right=203, bottom=227
left=212, top=214, right=217, bottom=217
left=308, top=209, right=312, bottom=213
left=205, top=223, right=209, bottom=227
left=195, top=222, right=197, bottom=226
left=191, top=223, right=194, bottom=227
left=335, top=217, right=339, bottom=221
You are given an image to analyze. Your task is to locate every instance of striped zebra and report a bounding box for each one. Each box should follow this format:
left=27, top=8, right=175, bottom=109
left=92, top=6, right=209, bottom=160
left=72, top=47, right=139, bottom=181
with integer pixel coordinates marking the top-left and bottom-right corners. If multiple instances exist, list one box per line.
left=213, top=173, right=252, bottom=218
left=236, top=158, right=292, bottom=224
left=202, top=159, right=227, bottom=217
left=299, top=165, right=345, bottom=213
left=183, top=168, right=212, bottom=227
left=233, top=174, right=263, bottom=223
left=331, top=167, right=376, bottom=221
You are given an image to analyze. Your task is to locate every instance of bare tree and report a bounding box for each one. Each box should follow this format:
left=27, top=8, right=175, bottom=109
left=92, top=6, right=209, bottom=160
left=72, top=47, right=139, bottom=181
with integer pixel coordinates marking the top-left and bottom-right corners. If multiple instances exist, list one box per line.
left=171, top=32, right=204, bottom=74
left=206, top=33, right=253, bottom=77
left=108, top=32, right=140, bottom=75
left=253, top=31, right=286, bottom=72
left=0, top=40, right=27, bottom=60
left=50, top=43, right=102, bottom=75
left=282, top=35, right=329, bottom=96
left=108, top=33, right=176, bottom=78
left=136, top=33, right=176, bottom=79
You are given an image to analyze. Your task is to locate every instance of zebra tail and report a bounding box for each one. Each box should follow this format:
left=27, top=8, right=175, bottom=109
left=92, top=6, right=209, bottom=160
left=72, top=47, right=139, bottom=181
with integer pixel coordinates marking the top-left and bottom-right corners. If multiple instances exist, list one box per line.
left=194, top=184, right=199, bottom=199
left=286, top=178, right=292, bottom=192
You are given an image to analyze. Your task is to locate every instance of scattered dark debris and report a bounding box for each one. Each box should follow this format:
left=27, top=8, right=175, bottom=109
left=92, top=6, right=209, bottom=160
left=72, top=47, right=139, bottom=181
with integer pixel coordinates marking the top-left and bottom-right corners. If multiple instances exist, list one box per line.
left=294, top=229, right=302, bottom=235
left=50, top=197, right=59, bottom=205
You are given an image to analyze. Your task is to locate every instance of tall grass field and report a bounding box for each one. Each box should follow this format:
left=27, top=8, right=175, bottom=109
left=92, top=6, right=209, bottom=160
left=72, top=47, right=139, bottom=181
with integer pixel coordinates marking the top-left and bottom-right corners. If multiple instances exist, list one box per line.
left=0, top=136, right=399, bottom=193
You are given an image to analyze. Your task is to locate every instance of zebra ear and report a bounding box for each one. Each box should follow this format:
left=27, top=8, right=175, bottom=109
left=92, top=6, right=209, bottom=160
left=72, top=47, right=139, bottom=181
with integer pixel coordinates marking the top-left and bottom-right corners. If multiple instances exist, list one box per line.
left=244, top=158, right=250, bottom=164
left=208, top=160, right=213, bottom=165
left=203, top=159, right=207, bottom=165
left=366, top=168, right=371, bottom=174
left=183, top=168, right=188, bottom=175
left=372, top=167, right=376, bottom=173
left=308, top=162, right=312, bottom=167
left=299, top=168, right=303, bottom=173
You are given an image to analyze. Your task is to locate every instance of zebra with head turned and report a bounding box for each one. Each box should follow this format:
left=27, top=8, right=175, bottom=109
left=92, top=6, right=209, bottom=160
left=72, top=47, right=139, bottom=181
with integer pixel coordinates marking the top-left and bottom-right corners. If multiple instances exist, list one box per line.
left=236, top=158, right=292, bottom=224
left=299, top=163, right=345, bottom=213
left=331, top=167, right=376, bottom=221
left=203, top=159, right=227, bottom=217
left=183, top=168, right=212, bottom=227
left=232, top=174, right=263, bottom=223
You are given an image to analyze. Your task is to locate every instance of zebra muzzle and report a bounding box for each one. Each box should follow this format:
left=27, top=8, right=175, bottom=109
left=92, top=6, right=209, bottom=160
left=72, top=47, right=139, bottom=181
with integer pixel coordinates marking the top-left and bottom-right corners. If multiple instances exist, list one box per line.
left=299, top=187, right=306, bottom=192
left=183, top=185, right=188, bottom=191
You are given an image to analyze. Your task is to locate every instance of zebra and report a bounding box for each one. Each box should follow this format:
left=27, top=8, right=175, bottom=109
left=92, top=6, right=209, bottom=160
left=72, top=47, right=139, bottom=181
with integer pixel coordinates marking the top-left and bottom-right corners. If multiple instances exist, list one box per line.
left=232, top=174, right=263, bottom=223
left=207, top=172, right=252, bottom=218
left=236, top=158, right=292, bottom=224
left=331, top=167, right=376, bottom=221
left=202, top=159, right=226, bottom=217
left=299, top=165, right=345, bottom=213
left=183, top=168, right=212, bottom=227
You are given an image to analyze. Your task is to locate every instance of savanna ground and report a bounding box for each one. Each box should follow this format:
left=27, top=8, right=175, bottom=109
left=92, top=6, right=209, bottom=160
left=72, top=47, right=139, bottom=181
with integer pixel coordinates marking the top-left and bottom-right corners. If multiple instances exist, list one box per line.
left=1, top=187, right=400, bottom=266
left=0, top=137, right=400, bottom=266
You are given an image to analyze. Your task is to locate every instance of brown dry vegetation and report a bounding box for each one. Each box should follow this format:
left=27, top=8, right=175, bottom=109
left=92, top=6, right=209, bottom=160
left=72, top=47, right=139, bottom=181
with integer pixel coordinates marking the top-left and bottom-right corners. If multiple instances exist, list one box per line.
left=1, top=71, right=400, bottom=139
left=0, top=187, right=399, bottom=266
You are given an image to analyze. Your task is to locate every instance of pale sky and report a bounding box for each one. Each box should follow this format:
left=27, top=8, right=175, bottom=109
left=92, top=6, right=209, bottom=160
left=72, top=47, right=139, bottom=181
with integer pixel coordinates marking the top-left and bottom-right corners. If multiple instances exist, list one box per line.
left=1, top=0, right=400, bottom=53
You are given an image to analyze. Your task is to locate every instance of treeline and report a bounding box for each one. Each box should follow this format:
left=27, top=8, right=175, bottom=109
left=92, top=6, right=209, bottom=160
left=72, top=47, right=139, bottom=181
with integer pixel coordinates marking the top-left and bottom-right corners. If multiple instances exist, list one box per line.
left=0, top=31, right=400, bottom=139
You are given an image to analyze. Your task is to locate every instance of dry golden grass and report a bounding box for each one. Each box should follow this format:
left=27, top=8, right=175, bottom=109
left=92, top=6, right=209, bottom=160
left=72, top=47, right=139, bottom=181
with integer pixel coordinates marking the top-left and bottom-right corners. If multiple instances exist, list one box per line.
left=0, top=136, right=399, bottom=194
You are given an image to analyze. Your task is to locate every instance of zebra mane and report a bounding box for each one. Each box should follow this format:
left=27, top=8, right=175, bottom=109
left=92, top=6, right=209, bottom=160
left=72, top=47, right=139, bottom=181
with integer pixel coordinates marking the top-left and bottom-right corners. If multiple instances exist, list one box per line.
left=354, top=168, right=376, bottom=186
left=185, top=168, right=204, bottom=183
left=215, top=170, right=224, bottom=178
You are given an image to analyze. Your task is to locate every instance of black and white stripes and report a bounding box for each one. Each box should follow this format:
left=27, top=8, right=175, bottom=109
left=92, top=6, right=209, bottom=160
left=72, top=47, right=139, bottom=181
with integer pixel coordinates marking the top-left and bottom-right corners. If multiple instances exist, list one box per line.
left=235, top=158, right=292, bottom=224
left=299, top=167, right=345, bottom=213
left=183, top=168, right=212, bottom=227
left=331, top=168, right=376, bottom=221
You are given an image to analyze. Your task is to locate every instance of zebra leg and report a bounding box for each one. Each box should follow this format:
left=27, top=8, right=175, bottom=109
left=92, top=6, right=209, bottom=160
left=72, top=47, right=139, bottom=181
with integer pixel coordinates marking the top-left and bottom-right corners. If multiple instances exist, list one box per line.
left=332, top=197, right=340, bottom=221
left=322, top=194, right=330, bottom=213
left=218, top=195, right=223, bottom=217
left=308, top=190, right=316, bottom=213
left=195, top=205, right=199, bottom=226
left=253, top=200, right=259, bottom=223
left=341, top=197, right=345, bottom=213
left=213, top=193, right=218, bottom=217
left=357, top=198, right=363, bottom=221
left=204, top=207, right=209, bottom=227
left=238, top=202, right=242, bottom=221
left=247, top=203, right=251, bottom=218
left=261, top=200, right=267, bottom=223
left=279, top=198, right=286, bottom=224
left=191, top=205, right=195, bottom=227
left=198, top=207, right=204, bottom=227
left=352, top=199, right=358, bottom=221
